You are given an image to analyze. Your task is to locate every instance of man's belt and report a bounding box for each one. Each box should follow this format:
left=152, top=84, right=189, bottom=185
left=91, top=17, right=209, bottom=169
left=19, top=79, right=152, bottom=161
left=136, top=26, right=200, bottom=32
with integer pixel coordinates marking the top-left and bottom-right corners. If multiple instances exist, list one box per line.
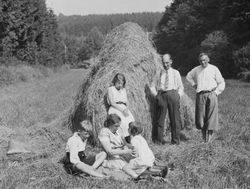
left=198, top=87, right=216, bottom=94
left=116, top=101, right=127, bottom=106
left=160, top=89, right=177, bottom=93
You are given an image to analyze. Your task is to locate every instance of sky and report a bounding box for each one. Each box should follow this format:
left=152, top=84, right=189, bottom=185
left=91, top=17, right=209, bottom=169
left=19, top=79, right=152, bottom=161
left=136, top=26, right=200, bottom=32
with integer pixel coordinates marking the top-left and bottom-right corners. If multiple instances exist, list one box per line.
left=46, top=0, right=173, bottom=15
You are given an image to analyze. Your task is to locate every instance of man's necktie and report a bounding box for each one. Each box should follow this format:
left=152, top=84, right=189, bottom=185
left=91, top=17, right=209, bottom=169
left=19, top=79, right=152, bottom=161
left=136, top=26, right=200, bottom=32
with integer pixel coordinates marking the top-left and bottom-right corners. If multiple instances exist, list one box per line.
left=165, top=71, right=169, bottom=90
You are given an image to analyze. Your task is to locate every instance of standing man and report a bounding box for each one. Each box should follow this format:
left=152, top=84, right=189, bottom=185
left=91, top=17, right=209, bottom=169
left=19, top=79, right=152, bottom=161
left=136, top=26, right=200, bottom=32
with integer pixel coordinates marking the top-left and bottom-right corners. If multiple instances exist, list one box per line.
left=186, top=52, right=225, bottom=142
left=150, top=54, right=185, bottom=145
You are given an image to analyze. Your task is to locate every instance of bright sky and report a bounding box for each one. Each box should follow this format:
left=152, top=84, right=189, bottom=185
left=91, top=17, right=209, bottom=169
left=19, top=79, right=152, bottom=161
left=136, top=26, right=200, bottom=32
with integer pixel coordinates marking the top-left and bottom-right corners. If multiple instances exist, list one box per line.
left=46, top=0, right=173, bottom=15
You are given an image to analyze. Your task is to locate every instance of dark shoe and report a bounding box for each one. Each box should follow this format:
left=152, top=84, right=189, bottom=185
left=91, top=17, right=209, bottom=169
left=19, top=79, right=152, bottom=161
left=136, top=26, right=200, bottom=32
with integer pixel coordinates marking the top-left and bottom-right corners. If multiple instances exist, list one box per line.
left=132, top=175, right=147, bottom=183
left=171, top=141, right=180, bottom=145
left=155, top=139, right=167, bottom=145
left=202, top=130, right=207, bottom=143
left=180, top=133, right=189, bottom=141
left=160, top=166, right=168, bottom=178
left=167, top=163, right=175, bottom=171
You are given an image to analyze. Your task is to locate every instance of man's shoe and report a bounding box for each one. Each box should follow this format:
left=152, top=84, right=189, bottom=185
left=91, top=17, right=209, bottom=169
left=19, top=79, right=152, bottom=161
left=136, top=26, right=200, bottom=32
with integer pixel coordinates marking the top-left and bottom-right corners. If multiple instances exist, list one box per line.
left=180, top=133, right=189, bottom=141
left=171, top=141, right=180, bottom=145
left=208, top=132, right=216, bottom=143
left=155, top=139, right=167, bottom=145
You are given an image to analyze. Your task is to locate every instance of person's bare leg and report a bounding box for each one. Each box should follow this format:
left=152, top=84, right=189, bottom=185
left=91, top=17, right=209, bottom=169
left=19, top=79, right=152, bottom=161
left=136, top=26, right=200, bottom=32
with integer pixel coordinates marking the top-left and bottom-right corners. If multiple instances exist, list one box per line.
left=92, top=151, right=107, bottom=169
left=75, top=162, right=106, bottom=178
left=122, top=164, right=139, bottom=178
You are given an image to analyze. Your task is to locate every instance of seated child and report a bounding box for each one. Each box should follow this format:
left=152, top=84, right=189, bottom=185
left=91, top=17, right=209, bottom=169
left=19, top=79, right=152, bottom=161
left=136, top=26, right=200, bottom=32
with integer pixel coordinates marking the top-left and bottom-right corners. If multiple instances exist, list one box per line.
left=123, top=122, right=155, bottom=176
left=64, top=120, right=107, bottom=178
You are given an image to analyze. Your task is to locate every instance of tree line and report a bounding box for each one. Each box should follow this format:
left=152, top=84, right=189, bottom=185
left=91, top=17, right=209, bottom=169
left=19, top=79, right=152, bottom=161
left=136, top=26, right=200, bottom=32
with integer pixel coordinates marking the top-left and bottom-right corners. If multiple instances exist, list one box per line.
left=0, top=0, right=64, bottom=66
left=154, top=0, right=250, bottom=78
left=57, top=12, right=163, bottom=65
left=0, top=2, right=163, bottom=67
left=57, top=12, right=163, bottom=36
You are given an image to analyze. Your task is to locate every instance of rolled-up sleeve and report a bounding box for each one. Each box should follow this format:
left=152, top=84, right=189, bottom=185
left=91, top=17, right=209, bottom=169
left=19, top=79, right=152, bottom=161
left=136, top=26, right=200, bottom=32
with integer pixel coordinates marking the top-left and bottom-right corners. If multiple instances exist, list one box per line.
left=99, top=130, right=109, bottom=143
left=186, top=69, right=196, bottom=86
left=176, top=70, right=184, bottom=96
left=214, top=67, right=225, bottom=95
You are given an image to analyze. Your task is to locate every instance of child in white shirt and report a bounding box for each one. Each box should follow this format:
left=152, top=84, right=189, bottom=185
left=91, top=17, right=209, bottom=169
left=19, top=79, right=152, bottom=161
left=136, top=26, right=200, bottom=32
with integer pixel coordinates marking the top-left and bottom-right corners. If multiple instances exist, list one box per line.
left=123, top=122, right=155, bottom=175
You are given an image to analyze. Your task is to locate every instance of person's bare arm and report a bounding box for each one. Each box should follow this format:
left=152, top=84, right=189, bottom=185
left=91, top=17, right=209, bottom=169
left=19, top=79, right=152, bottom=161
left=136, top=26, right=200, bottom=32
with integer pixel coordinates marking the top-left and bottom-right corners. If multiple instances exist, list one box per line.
left=100, top=140, right=132, bottom=156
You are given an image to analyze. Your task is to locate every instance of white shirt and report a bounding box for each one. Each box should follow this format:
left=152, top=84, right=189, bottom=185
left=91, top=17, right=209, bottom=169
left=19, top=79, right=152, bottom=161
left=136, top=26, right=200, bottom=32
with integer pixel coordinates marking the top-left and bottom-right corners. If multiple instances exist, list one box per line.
left=131, top=135, right=155, bottom=167
left=107, top=86, right=128, bottom=112
left=186, top=64, right=225, bottom=95
left=65, top=132, right=87, bottom=164
left=159, top=68, right=184, bottom=96
left=107, top=86, right=128, bottom=105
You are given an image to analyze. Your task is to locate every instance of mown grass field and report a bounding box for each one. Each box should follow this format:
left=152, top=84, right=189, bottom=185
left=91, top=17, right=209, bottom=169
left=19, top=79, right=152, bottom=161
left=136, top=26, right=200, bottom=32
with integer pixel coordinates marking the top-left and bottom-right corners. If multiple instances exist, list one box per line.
left=0, top=69, right=249, bottom=189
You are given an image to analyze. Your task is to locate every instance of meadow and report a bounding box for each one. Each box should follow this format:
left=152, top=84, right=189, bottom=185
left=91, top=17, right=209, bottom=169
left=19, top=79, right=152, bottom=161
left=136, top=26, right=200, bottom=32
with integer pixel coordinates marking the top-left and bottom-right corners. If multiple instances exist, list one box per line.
left=0, top=68, right=249, bottom=189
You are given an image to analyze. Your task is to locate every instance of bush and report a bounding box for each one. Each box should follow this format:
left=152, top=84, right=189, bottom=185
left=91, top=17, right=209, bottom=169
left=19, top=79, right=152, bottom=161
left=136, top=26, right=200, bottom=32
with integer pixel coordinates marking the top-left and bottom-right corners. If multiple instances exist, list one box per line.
left=201, top=30, right=235, bottom=78
left=237, top=71, right=250, bottom=82
left=233, top=42, right=250, bottom=72
left=0, top=66, right=15, bottom=86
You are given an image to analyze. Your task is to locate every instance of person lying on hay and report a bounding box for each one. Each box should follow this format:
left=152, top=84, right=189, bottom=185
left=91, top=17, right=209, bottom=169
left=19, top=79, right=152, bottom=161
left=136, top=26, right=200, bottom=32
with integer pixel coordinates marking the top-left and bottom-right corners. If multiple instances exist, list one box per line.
left=99, top=114, right=168, bottom=182
left=63, top=120, right=107, bottom=178
left=107, top=73, right=135, bottom=143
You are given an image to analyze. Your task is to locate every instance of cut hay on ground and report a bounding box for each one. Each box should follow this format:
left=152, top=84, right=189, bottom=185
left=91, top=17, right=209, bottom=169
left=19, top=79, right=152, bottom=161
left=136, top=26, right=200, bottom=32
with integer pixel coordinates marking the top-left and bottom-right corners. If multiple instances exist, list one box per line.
left=67, top=22, right=194, bottom=143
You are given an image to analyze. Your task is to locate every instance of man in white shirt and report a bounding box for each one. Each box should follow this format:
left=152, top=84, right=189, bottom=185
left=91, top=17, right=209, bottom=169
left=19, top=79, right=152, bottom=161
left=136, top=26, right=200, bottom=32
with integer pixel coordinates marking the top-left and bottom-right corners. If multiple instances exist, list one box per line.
left=186, top=53, right=225, bottom=142
left=64, top=120, right=107, bottom=177
left=150, top=54, right=185, bottom=145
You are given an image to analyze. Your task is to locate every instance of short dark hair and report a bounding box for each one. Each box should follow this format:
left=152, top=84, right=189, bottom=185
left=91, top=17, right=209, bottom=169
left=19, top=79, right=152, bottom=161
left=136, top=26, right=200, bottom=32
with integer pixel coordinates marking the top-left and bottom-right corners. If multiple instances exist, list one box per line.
left=112, top=73, right=126, bottom=87
left=199, top=52, right=209, bottom=59
left=129, top=122, right=143, bottom=136
left=104, top=114, right=121, bottom=128
left=161, top=53, right=171, bottom=59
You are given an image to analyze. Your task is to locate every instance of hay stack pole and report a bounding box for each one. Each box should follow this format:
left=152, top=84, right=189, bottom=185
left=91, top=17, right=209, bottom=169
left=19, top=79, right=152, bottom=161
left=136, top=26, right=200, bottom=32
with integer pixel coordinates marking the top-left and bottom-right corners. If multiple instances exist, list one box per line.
left=67, top=22, right=194, bottom=144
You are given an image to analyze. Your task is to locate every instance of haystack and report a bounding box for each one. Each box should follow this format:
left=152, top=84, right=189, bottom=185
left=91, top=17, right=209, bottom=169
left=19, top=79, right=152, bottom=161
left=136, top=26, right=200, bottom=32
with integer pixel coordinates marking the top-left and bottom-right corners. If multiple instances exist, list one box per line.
left=67, top=22, right=194, bottom=144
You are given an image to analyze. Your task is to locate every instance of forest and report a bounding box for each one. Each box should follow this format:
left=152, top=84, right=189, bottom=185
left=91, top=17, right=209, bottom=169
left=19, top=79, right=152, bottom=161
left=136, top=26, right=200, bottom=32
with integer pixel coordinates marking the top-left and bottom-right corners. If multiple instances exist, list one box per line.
left=0, top=0, right=63, bottom=67
left=57, top=12, right=163, bottom=36
left=154, top=0, right=250, bottom=78
left=1, top=0, right=250, bottom=78
left=56, top=12, right=163, bottom=65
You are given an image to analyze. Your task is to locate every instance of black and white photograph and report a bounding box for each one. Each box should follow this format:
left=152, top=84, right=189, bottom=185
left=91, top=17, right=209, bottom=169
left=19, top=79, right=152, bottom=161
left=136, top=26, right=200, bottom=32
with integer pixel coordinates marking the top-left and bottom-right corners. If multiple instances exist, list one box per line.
left=0, top=0, right=250, bottom=188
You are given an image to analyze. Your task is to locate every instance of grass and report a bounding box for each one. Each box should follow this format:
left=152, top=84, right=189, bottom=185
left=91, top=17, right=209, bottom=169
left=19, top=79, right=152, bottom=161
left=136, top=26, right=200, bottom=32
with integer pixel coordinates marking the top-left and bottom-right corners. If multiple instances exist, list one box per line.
left=0, top=73, right=250, bottom=189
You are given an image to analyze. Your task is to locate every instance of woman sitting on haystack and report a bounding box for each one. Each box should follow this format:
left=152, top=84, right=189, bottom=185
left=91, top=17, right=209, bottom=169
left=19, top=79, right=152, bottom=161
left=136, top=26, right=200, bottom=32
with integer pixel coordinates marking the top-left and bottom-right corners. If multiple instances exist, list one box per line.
left=107, top=73, right=135, bottom=142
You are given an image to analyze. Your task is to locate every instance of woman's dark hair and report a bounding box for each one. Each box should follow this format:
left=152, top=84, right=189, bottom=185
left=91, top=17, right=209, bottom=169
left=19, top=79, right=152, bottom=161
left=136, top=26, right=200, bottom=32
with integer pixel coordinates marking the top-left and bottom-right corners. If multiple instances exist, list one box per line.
left=129, top=122, right=143, bottom=136
left=104, top=114, right=121, bottom=127
left=112, top=73, right=126, bottom=87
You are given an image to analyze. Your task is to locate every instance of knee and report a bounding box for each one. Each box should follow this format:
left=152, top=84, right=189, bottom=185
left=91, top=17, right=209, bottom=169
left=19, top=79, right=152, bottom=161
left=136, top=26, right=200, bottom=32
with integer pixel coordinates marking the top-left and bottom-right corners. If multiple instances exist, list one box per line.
left=99, top=151, right=107, bottom=159
left=122, top=163, right=132, bottom=171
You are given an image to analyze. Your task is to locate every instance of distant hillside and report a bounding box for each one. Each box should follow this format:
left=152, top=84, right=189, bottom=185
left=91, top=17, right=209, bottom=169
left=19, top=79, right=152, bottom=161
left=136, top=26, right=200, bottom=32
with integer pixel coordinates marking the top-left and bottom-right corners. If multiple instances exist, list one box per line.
left=57, top=12, right=163, bottom=36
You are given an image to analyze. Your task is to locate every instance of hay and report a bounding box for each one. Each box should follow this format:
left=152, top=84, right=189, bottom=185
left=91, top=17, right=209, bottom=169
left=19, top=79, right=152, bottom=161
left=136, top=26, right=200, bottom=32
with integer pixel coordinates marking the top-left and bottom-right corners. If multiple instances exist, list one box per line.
left=67, top=22, right=194, bottom=144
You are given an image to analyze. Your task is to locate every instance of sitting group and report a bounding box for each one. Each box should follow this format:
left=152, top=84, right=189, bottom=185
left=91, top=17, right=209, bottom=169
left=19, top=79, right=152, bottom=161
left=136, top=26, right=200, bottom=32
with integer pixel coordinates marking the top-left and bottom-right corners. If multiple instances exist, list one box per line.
left=64, top=52, right=225, bottom=180
left=64, top=115, right=166, bottom=180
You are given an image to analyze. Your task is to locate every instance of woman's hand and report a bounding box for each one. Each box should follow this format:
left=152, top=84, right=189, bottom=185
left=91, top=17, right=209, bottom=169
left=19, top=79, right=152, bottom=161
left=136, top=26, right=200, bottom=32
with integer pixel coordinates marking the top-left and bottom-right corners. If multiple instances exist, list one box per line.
left=123, top=148, right=132, bottom=154
left=122, top=108, right=129, bottom=117
left=131, top=149, right=137, bottom=157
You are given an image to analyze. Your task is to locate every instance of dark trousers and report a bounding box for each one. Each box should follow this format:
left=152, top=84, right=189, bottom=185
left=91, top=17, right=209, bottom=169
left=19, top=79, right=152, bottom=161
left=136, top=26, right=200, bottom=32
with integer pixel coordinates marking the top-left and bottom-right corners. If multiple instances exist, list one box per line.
left=156, top=90, right=182, bottom=143
left=63, top=151, right=95, bottom=175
